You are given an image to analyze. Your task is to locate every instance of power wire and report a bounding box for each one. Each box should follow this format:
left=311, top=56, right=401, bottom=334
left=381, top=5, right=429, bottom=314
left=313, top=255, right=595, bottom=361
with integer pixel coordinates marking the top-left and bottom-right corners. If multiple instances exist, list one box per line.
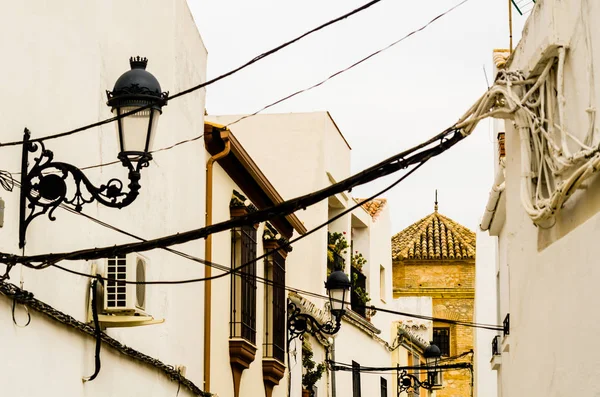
left=5, top=168, right=502, bottom=330
left=7, top=126, right=464, bottom=266
left=359, top=305, right=502, bottom=331
left=0, top=0, right=385, bottom=148
left=25, top=158, right=430, bottom=281
left=226, top=0, right=471, bottom=128
left=10, top=0, right=472, bottom=175
left=11, top=152, right=503, bottom=330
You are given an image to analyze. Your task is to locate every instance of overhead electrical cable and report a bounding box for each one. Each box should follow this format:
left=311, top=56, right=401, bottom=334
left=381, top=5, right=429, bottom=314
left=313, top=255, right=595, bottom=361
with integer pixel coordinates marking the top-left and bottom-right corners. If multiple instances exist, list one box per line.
left=4, top=171, right=502, bottom=330
left=9, top=149, right=503, bottom=331
left=21, top=157, right=431, bottom=279
left=5, top=126, right=464, bottom=266
left=9, top=0, right=472, bottom=176
left=331, top=362, right=472, bottom=372
left=0, top=0, right=385, bottom=148
left=226, top=0, right=471, bottom=127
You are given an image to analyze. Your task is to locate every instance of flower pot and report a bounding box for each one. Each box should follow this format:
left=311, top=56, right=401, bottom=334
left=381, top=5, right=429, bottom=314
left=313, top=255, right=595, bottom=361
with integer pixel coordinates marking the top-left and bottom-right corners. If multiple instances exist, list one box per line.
left=302, top=389, right=312, bottom=397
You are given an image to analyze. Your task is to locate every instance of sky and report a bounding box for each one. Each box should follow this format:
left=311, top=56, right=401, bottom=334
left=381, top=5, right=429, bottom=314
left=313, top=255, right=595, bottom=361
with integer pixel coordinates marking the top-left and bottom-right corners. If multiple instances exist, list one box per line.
left=187, top=0, right=528, bottom=233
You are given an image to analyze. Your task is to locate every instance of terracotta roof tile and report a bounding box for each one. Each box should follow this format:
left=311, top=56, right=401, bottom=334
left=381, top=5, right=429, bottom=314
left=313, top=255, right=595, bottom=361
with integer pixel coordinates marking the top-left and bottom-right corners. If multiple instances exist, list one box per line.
left=355, top=198, right=387, bottom=220
left=391, top=211, right=475, bottom=261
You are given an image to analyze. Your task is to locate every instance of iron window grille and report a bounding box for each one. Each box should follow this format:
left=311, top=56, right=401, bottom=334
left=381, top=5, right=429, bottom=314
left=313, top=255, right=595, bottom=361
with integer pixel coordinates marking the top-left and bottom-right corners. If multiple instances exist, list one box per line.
left=503, top=313, right=510, bottom=336
left=263, top=248, right=286, bottom=362
left=433, top=327, right=450, bottom=357
left=230, top=225, right=257, bottom=344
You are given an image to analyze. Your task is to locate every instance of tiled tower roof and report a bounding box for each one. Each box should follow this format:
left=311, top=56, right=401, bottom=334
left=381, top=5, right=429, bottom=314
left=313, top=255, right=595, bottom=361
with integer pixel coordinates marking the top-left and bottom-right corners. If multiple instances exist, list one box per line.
left=391, top=211, right=475, bottom=261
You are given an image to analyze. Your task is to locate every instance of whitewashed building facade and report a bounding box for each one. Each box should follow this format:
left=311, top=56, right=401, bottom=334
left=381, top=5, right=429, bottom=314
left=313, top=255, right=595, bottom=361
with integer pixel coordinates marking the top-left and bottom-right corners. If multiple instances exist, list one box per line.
left=0, top=1, right=210, bottom=396
left=479, top=0, right=600, bottom=396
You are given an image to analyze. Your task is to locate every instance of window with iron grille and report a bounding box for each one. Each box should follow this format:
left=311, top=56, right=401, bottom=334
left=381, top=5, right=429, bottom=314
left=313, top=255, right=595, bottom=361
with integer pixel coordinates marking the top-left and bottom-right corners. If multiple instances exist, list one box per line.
left=433, top=327, right=450, bottom=357
left=380, top=377, right=387, bottom=397
left=263, top=247, right=286, bottom=362
left=351, top=267, right=367, bottom=318
left=352, top=361, right=362, bottom=397
left=230, top=225, right=257, bottom=344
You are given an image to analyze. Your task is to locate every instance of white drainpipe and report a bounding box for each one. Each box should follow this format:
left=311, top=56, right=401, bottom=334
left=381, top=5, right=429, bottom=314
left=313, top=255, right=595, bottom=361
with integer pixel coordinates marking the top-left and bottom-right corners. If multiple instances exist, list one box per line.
left=480, top=168, right=505, bottom=231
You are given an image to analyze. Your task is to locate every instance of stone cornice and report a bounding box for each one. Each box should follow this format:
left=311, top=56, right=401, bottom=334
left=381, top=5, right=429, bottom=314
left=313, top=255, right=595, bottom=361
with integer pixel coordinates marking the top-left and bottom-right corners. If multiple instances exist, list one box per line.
left=393, top=288, right=475, bottom=299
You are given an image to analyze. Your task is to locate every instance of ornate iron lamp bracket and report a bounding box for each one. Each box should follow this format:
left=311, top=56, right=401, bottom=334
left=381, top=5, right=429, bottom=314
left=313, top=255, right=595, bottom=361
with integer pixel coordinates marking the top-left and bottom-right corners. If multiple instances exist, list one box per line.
left=18, top=129, right=150, bottom=248
left=397, top=369, right=435, bottom=395
left=287, top=300, right=341, bottom=345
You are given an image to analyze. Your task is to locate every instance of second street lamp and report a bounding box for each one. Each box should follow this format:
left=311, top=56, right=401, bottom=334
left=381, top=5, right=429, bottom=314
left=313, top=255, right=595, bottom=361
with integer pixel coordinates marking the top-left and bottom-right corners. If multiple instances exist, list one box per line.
left=424, top=342, right=442, bottom=386
left=287, top=270, right=351, bottom=343
left=398, top=342, right=442, bottom=394
left=18, top=56, right=168, bottom=248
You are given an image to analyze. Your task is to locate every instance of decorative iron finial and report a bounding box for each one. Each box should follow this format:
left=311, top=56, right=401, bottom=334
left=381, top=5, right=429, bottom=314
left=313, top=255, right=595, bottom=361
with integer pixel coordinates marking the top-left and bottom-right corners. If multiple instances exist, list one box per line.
left=434, top=189, right=438, bottom=212
left=129, top=56, right=148, bottom=70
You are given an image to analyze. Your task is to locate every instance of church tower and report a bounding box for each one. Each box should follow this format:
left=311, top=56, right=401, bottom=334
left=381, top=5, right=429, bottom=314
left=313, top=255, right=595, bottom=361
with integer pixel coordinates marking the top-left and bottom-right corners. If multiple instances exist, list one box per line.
left=391, top=201, right=475, bottom=397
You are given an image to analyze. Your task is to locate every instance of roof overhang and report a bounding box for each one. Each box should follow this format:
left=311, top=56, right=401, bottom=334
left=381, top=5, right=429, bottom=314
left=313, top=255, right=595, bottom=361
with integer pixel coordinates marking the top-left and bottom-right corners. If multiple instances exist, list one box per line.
left=204, top=122, right=307, bottom=239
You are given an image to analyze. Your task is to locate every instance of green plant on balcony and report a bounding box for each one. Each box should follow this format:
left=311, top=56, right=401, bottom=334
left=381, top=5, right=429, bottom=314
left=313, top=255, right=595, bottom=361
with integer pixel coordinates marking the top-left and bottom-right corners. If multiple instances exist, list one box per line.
left=327, top=231, right=348, bottom=274
left=351, top=251, right=367, bottom=272
left=302, top=338, right=326, bottom=397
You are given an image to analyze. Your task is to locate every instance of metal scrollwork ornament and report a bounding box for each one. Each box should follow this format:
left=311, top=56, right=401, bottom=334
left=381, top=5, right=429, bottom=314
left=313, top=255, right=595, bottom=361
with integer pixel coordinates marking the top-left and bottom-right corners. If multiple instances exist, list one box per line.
left=397, top=369, right=435, bottom=395
left=287, top=300, right=342, bottom=345
left=18, top=128, right=150, bottom=248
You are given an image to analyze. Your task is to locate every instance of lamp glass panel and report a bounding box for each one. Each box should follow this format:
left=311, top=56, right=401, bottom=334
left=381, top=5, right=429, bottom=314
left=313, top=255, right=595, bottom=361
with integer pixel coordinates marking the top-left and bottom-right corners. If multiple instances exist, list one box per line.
left=330, top=288, right=346, bottom=312
left=114, top=106, right=160, bottom=153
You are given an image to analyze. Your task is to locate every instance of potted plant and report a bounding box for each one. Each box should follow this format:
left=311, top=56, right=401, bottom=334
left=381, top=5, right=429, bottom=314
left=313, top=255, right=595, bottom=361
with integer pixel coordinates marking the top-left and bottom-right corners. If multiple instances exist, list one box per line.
left=302, top=338, right=326, bottom=397
left=327, top=231, right=348, bottom=275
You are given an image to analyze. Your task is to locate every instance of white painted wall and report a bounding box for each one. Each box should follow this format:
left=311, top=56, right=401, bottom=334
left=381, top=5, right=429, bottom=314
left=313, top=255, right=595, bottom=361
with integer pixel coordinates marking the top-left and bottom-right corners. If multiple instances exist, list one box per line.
left=473, top=230, right=498, bottom=397
left=208, top=112, right=399, bottom=397
left=484, top=0, right=600, bottom=395
left=0, top=1, right=207, bottom=396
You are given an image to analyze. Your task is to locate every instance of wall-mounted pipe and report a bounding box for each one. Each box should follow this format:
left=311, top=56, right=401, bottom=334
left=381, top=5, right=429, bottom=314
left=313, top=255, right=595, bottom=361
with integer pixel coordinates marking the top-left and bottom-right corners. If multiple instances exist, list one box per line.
left=204, top=130, right=231, bottom=392
left=480, top=169, right=505, bottom=231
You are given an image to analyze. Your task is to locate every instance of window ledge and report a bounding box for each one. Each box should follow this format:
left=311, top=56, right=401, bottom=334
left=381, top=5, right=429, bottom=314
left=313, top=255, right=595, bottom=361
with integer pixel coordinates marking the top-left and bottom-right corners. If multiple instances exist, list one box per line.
left=263, top=358, right=286, bottom=397
left=230, top=339, right=257, bottom=397
left=490, top=354, right=502, bottom=370
left=263, top=358, right=286, bottom=386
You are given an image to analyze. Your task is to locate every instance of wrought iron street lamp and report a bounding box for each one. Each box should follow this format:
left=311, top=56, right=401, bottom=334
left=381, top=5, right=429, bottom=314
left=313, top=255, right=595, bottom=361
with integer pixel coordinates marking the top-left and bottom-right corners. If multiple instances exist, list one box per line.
left=18, top=56, right=168, bottom=248
left=287, top=270, right=351, bottom=343
left=398, top=342, right=442, bottom=394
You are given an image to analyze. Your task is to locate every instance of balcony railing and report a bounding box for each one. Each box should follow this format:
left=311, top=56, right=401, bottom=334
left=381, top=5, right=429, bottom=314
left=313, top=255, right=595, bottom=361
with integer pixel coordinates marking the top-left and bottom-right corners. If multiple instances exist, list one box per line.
left=492, top=335, right=501, bottom=356
left=328, top=249, right=345, bottom=272
left=503, top=313, right=510, bottom=337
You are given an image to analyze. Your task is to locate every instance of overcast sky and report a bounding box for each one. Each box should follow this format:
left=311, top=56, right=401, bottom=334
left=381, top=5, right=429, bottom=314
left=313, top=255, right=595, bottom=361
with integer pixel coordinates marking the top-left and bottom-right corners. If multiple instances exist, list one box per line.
left=188, top=0, right=528, bottom=234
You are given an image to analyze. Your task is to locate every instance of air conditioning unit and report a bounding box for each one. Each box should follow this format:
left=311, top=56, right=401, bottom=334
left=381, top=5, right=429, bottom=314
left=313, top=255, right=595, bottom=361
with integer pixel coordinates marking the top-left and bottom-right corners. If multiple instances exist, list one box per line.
left=103, top=253, right=147, bottom=314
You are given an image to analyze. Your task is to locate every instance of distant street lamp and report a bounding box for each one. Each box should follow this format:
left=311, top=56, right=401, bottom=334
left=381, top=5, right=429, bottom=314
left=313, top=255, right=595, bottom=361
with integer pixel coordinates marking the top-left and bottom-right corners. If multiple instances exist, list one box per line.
left=287, top=270, right=351, bottom=343
left=398, top=342, right=442, bottom=394
left=18, top=56, right=168, bottom=248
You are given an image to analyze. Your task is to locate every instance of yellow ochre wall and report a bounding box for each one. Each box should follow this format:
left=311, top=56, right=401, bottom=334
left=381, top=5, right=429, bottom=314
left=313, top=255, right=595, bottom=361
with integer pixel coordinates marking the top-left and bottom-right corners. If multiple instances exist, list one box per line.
left=393, top=259, right=475, bottom=397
